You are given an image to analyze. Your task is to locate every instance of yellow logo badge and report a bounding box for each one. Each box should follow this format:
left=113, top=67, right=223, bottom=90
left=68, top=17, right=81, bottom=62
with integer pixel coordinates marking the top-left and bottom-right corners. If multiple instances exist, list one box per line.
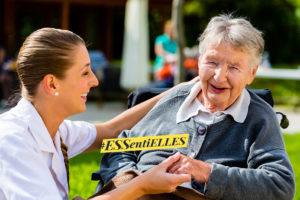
left=100, top=134, right=189, bottom=153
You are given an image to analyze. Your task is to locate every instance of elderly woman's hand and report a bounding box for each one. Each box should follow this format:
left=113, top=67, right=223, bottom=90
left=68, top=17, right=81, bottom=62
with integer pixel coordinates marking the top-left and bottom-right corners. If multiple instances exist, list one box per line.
left=137, top=152, right=191, bottom=194
left=168, top=153, right=212, bottom=184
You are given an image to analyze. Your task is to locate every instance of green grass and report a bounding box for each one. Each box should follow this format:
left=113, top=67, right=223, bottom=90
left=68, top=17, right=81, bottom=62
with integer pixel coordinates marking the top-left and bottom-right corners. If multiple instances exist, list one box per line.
left=69, top=133, right=300, bottom=199
left=283, top=133, right=300, bottom=200
left=69, top=151, right=103, bottom=199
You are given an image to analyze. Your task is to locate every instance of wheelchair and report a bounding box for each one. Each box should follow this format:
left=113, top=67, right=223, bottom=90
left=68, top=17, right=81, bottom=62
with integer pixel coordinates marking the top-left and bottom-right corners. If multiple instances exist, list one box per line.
left=91, top=87, right=289, bottom=193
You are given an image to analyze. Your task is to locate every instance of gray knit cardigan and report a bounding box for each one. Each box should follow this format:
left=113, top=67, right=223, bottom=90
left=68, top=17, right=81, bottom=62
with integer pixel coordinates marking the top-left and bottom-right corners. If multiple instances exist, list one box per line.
left=100, top=84, right=295, bottom=200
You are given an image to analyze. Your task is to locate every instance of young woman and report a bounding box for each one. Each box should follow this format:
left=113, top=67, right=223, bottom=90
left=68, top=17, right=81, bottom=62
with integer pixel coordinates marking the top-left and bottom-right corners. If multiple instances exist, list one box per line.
left=0, top=28, right=191, bottom=200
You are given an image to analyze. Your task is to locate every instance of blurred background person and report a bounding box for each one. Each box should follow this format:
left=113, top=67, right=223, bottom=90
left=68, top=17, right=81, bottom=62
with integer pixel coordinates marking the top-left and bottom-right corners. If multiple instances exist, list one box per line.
left=0, top=49, right=18, bottom=108
left=0, top=46, right=8, bottom=107
left=151, top=20, right=177, bottom=88
left=0, top=46, right=5, bottom=106
left=183, top=45, right=199, bottom=81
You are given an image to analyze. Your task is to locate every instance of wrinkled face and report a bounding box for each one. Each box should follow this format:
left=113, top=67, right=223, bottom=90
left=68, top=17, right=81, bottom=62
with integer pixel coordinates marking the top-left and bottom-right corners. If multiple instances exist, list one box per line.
left=197, top=42, right=257, bottom=112
left=57, top=44, right=98, bottom=116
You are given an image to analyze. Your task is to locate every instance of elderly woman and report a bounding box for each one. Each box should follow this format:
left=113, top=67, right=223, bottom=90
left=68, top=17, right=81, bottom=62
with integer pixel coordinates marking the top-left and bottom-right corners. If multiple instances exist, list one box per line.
left=100, top=14, right=295, bottom=200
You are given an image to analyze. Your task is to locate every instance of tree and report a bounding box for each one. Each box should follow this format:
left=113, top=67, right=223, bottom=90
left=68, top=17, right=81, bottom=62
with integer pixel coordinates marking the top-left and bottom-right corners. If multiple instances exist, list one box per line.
left=183, top=0, right=300, bottom=65
left=172, top=0, right=185, bottom=84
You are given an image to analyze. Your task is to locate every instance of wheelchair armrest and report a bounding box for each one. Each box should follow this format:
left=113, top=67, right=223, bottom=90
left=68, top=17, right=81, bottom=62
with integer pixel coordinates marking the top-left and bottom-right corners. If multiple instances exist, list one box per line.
left=127, top=87, right=168, bottom=108
left=91, top=170, right=102, bottom=181
left=91, top=170, right=105, bottom=194
left=247, top=88, right=274, bottom=107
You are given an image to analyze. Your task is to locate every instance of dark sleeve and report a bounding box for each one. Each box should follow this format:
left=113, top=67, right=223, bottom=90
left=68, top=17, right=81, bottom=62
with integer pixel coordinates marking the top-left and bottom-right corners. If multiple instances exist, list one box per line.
left=99, top=130, right=139, bottom=184
left=204, top=112, right=295, bottom=200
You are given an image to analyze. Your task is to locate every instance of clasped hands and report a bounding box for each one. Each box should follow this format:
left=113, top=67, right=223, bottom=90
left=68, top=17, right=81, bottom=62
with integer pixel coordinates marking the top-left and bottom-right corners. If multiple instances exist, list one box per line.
left=167, top=152, right=212, bottom=184
left=138, top=152, right=212, bottom=195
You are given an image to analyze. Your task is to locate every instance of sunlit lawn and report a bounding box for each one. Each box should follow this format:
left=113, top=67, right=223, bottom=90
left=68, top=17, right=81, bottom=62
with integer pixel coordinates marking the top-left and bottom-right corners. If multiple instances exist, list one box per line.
left=69, top=151, right=103, bottom=199
left=283, top=133, right=300, bottom=200
left=69, top=133, right=300, bottom=200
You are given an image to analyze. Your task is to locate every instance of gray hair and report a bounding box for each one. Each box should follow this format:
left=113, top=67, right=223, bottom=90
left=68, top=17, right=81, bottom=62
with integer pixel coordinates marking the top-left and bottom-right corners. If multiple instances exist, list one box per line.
left=198, top=14, right=264, bottom=70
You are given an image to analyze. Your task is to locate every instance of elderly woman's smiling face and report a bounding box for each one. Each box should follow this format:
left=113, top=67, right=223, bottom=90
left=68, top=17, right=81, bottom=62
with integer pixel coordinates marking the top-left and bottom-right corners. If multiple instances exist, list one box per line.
left=197, top=41, right=258, bottom=113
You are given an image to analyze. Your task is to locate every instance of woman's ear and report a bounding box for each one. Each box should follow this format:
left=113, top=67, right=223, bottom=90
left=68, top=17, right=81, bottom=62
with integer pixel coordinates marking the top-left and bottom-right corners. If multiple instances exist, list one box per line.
left=42, top=74, right=59, bottom=96
left=247, top=64, right=259, bottom=85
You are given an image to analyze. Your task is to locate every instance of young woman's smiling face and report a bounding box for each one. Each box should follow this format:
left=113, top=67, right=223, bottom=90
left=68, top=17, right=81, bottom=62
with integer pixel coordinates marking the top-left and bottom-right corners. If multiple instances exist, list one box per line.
left=56, top=44, right=98, bottom=116
left=197, top=42, right=257, bottom=112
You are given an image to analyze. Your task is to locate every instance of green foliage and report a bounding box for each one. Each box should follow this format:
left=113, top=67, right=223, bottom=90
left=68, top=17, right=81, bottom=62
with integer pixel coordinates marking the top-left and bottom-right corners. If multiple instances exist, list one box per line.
left=184, top=1, right=204, bottom=16
left=249, top=77, right=300, bottom=107
left=183, top=0, right=300, bottom=64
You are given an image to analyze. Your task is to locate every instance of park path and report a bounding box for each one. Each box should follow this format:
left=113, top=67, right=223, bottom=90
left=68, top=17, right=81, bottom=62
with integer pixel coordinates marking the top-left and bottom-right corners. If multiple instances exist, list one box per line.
left=1, top=101, right=299, bottom=134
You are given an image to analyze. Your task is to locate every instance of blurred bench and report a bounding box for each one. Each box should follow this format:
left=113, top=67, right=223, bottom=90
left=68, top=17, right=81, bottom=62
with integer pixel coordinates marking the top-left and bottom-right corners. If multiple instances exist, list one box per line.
left=88, top=50, right=128, bottom=102
left=256, top=68, right=300, bottom=80
left=96, top=67, right=128, bottom=102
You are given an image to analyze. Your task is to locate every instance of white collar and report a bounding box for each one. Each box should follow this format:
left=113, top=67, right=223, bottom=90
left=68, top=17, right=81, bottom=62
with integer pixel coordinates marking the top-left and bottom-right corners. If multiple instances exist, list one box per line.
left=176, top=82, right=250, bottom=123
left=176, top=82, right=202, bottom=123
left=15, top=98, right=57, bottom=153
left=223, top=89, right=250, bottom=123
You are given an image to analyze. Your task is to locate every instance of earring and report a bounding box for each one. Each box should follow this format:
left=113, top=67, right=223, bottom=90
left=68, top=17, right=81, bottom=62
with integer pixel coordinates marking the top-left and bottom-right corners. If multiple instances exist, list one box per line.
left=54, top=92, right=59, bottom=96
